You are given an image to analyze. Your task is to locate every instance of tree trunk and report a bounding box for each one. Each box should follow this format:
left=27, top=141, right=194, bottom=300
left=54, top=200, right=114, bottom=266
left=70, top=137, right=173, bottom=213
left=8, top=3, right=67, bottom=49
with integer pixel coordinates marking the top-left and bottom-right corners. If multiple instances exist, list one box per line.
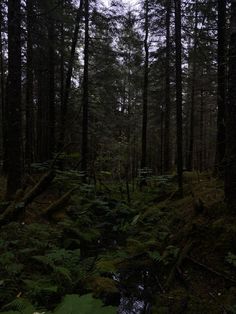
left=164, top=0, right=171, bottom=173
left=25, top=0, right=35, bottom=169
left=0, top=3, right=6, bottom=170
left=36, top=49, right=48, bottom=162
left=160, top=107, right=164, bottom=174
left=141, top=0, right=149, bottom=170
left=58, top=0, right=84, bottom=149
left=174, top=0, right=183, bottom=196
left=215, top=0, right=226, bottom=176
left=48, top=17, right=55, bottom=158
left=199, top=89, right=204, bottom=172
left=81, top=0, right=89, bottom=175
left=225, top=0, right=236, bottom=211
left=36, top=54, right=44, bottom=162
left=6, top=0, right=22, bottom=198
left=187, top=0, right=198, bottom=171
left=60, top=3, right=65, bottom=136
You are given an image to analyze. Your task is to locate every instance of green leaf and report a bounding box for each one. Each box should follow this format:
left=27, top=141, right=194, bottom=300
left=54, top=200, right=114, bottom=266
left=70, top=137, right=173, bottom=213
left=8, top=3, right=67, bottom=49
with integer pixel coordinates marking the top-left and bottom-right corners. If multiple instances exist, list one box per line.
left=1, top=298, right=36, bottom=314
left=5, top=263, right=24, bottom=275
left=23, top=279, right=58, bottom=296
left=53, top=294, right=116, bottom=314
left=148, top=251, right=161, bottom=262
left=131, top=214, right=141, bottom=225
left=54, top=266, right=72, bottom=283
left=0, top=252, right=15, bottom=264
left=226, top=252, right=236, bottom=267
left=0, top=311, right=20, bottom=314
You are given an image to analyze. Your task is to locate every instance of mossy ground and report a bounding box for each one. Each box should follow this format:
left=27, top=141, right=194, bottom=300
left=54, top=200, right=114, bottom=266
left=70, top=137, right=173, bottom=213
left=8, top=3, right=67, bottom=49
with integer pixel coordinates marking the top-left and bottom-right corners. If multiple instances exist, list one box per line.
left=150, top=172, right=236, bottom=313
left=0, top=171, right=236, bottom=313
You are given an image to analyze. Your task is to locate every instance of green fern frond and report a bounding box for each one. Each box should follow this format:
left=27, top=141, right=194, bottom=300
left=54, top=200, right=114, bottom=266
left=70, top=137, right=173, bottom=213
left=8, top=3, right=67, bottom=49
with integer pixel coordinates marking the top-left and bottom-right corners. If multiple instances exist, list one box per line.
left=32, top=255, right=54, bottom=268
left=53, top=294, right=116, bottom=314
left=54, top=266, right=72, bottom=283
left=86, top=276, right=118, bottom=295
left=23, top=279, right=58, bottom=296
left=148, top=251, right=161, bottom=262
left=5, top=263, right=24, bottom=275
left=1, top=298, right=36, bottom=314
left=0, top=311, right=20, bottom=314
left=96, top=258, right=120, bottom=273
left=226, top=252, right=236, bottom=267
left=0, top=252, right=15, bottom=265
left=126, top=237, right=158, bottom=255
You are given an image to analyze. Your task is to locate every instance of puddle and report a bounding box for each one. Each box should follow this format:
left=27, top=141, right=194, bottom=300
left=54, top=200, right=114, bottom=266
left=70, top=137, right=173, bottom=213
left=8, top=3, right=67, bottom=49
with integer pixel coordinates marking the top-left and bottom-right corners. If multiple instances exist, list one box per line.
left=118, top=296, right=151, bottom=314
left=113, top=271, right=153, bottom=313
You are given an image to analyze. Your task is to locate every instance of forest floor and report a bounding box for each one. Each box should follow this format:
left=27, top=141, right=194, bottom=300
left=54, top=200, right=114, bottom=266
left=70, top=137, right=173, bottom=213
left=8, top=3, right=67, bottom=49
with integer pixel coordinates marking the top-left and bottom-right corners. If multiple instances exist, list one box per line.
left=0, top=170, right=236, bottom=313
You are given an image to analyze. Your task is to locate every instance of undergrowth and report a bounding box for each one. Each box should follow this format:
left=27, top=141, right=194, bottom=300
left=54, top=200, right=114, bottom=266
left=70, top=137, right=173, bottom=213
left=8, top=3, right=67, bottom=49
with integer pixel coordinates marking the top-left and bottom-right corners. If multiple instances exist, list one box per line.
left=0, top=171, right=236, bottom=313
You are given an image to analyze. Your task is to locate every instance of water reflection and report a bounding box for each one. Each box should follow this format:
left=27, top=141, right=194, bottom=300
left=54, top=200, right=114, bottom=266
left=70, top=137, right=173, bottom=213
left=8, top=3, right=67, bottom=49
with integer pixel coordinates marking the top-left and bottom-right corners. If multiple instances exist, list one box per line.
left=118, top=296, right=151, bottom=314
left=113, top=272, right=152, bottom=313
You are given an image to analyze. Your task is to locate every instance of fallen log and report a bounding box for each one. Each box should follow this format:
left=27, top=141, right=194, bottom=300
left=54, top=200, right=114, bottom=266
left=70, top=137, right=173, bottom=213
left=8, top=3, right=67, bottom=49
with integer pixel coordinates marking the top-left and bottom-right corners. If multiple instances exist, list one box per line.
left=42, top=189, right=74, bottom=219
left=165, top=241, right=193, bottom=289
left=22, top=171, right=55, bottom=207
left=0, top=171, right=55, bottom=226
left=187, top=255, right=236, bottom=285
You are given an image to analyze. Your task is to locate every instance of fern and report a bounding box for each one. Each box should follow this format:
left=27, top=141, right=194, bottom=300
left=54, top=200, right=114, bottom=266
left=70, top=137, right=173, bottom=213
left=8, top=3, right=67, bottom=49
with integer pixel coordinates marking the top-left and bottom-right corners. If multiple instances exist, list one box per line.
left=32, top=255, right=54, bottom=268
left=1, top=298, right=36, bottom=314
left=160, top=245, right=180, bottom=265
left=148, top=251, right=162, bottom=262
left=227, top=305, right=236, bottom=314
left=85, top=277, right=118, bottom=295
left=1, top=294, right=116, bottom=314
left=23, top=279, right=58, bottom=298
left=0, top=252, right=15, bottom=265
left=53, top=266, right=72, bottom=283
left=31, top=248, right=81, bottom=286
left=226, top=252, right=236, bottom=267
left=5, top=263, right=24, bottom=276
left=126, top=237, right=158, bottom=256
left=53, top=294, right=116, bottom=314
left=1, top=311, right=20, bottom=314
left=96, top=258, right=119, bottom=273
left=54, top=170, right=85, bottom=190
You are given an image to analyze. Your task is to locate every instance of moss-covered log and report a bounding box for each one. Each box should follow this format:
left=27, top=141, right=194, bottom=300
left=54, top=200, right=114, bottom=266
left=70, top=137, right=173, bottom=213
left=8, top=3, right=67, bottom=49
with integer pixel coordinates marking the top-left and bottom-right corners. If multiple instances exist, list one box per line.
left=0, top=171, right=55, bottom=225
left=42, top=189, right=74, bottom=219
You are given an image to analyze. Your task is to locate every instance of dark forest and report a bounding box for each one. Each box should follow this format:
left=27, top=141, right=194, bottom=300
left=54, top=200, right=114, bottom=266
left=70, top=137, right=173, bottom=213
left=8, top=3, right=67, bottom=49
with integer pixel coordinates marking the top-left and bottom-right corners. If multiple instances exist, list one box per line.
left=0, top=0, right=236, bottom=313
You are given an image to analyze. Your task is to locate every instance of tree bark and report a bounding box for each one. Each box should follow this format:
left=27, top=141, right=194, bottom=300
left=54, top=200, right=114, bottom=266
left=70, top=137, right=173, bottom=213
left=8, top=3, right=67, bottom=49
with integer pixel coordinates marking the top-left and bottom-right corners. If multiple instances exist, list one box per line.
left=36, top=48, right=48, bottom=162
left=0, top=171, right=55, bottom=225
left=160, top=107, right=164, bottom=174
left=60, top=2, right=65, bottom=134
left=199, top=89, right=204, bottom=172
left=225, top=0, right=236, bottom=211
left=48, top=16, right=55, bottom=158
left=174, top=0, right=183, bottom=196
left=81, top=0, right=89, bottom=175
left=164, top=0, right=171, bottom=173
left=187, top=0, right=198, bottom=171
left=0, top=3, right=6, bottom=171
left=141, top=0, right=149, bottom=170
left=6, top=0, right=23, bottom=198
left=58, top=0, right=84, bottom=149
left=25, top=0, right=35, bottom=169
left=215, top=0, right=226, bottom=176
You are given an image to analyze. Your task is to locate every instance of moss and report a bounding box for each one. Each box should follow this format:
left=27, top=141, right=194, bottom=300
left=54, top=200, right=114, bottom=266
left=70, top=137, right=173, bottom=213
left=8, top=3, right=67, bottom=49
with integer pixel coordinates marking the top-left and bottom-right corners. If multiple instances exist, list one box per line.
left=153, top=289, right=221, bottom=314
left=225, top=287, right=236, bottom=309
left=153, top=288, right=189, bottom=314
left=96, top=257, right=122, bottom=273
left=186, top=295, right=219, bottom=314
left=86, top=276, right=118, bottom=296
